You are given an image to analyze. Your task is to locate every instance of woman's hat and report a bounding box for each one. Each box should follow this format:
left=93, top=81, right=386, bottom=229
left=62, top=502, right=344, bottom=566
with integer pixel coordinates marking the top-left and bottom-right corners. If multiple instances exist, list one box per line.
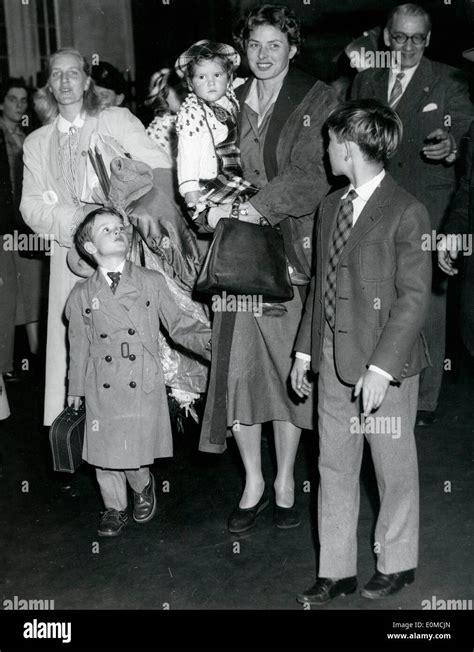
left=175, top=40, right=241, bottom=78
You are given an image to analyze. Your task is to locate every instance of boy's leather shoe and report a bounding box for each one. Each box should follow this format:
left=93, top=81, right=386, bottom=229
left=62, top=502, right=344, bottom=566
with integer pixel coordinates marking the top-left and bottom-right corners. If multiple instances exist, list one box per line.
left=133, top=473, right=156, bottom=523
left=228, top=494, right=269, bottom=533
left=361, top=569, right=415, bottom=599
left=296, top=576, right=357, bottom=605
left=274, top=504, right=301, bottom=529
left=98, top=509, right=128, bottom=537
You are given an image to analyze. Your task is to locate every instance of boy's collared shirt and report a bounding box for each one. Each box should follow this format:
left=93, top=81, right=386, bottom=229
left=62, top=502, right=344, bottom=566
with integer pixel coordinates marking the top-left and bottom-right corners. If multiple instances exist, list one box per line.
left=99, top=259, right=126, bottom=286
left=342, top=168, right=385, bottom=224
left=296, top=168, right=392, bottom=381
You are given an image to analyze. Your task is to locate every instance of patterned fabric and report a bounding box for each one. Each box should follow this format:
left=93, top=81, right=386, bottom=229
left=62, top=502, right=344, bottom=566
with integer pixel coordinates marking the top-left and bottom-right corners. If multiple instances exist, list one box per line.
left=107, top=271, right=121, bottom=294
left=58, top=126, right=80, bottom=204
left=389, top=72, right=405, bottom=108
left=175, top=40, right=240, bottom=79
left=176, top=93, right=256, bottom=204
left=146, top=113, right=177, bottom=162
left=324, top=190, right=358, bottom=328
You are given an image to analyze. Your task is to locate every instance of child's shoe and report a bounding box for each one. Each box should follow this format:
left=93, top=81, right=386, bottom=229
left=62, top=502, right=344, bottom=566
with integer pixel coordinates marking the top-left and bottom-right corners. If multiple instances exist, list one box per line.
left=98, top=508, right=128, bottom=537
left=133, top=473, right=156, bottom=523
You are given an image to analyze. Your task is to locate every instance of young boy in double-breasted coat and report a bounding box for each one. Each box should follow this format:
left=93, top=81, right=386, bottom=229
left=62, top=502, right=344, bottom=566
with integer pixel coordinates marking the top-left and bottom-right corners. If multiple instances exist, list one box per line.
left=65, top=207, right=211, bottom=537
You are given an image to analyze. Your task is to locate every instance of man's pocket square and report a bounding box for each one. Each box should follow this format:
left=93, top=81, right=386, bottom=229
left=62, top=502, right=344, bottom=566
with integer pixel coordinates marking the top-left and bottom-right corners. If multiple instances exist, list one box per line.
left=422, top=103, right=438, bottom=112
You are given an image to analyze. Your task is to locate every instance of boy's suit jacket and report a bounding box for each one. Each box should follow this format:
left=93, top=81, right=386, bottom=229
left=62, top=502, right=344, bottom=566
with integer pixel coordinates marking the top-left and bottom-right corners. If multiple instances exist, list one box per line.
left=65, top=261, right=211, bottom=469
left=351, top=57, right=473, bottom=231
left=296, top=173, right=432, bottom=384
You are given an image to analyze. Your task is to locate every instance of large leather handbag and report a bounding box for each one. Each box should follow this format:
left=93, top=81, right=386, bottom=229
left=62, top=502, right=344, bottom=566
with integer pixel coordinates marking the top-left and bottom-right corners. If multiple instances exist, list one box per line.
left=195, top=218, right=294, bottom=303
left=49, top=405, right=86, bottom=473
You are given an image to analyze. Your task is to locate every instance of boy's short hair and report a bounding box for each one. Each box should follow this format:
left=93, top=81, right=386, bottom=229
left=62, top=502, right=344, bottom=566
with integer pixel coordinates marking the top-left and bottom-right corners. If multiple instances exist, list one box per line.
left=326, top=99, right=403, bottom=163
left=74, top=207, right=124, bottom=261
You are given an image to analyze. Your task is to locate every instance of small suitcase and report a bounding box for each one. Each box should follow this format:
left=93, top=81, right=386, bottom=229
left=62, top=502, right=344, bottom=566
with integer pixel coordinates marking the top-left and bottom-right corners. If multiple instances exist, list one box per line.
left=49, top=404, right=86, bottom=473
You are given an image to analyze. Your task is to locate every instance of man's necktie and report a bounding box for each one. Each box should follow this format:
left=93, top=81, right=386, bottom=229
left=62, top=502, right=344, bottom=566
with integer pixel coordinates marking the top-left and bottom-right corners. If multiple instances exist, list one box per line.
left=324, top=189, right=358, bottom=329
left=107, top=271, right=121, bottom=294
left=389, top=72, right=405, bottom=108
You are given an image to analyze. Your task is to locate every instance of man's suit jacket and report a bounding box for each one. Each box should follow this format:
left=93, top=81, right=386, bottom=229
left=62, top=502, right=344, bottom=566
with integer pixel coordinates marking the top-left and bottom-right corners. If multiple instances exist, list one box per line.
left=295, top=173, right=432, bottom=384
left=351, top=57, right=473, bottom=230
left=443, top=121, right=474, bottom=355
left=236, top=67, right=338, bottom=279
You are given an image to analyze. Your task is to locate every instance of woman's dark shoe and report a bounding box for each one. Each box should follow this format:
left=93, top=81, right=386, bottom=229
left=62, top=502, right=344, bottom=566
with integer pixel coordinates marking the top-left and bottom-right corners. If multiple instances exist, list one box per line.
left=228, top=493, right=269, bottom=533
left=274, top=504, right=301, bottom=529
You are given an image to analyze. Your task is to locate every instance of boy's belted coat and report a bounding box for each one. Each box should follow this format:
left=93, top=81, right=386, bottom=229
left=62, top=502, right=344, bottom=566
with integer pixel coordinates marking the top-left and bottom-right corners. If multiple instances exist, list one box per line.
left=65, top=261, right=211, bottom=469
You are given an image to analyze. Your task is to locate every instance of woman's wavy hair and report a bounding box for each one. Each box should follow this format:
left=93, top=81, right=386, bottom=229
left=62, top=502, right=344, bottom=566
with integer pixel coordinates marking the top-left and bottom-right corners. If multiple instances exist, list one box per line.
left=43, top=47, right=101, bottom=117
left=326, top=99, right=403, bottom=163
left=233, top=4, right=302, bottom=55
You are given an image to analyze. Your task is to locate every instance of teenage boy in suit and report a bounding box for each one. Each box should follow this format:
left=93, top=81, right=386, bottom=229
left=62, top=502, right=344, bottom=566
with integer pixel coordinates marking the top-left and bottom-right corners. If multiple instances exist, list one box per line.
left=291, top=99, right=432, bottom=603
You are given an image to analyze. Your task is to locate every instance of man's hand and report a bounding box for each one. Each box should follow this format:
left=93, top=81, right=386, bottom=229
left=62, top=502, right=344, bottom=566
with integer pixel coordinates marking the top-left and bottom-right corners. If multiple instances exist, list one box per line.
left=290, top=358, right=313, bottom=399
left=422, top=129, right=455, bottom=161
left=67, top=395, right=83, bottom=411
left=237, top=201, right=263, bottom=224
left=438, top=237, right=460, bottom=276
left=354, top=370, right=390, bottom=415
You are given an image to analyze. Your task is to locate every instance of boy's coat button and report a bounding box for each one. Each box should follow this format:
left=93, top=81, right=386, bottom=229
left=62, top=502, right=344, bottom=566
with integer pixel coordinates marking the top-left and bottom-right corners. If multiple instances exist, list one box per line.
left=129, top=381, right=137, bottom=388
left=146, top=301, right=150, bottom=306
left=100, top=333, right=107, bottom=338
left=128, top=328, right=135, bottom=335
left=129, top=354, right=136, bottom=361
left=103, top=383, right=110, bottom=388
left=85, top=308, right=91, bottom=314
left=105, top=355, right=112, bottom=362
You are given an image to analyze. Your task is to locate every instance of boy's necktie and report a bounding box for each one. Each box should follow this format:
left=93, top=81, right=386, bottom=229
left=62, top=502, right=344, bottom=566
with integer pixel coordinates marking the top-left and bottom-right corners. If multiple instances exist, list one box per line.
left=107, top=271, right=121, bottom=294
left=324, top=189, right=358, bottom=328
left=389, top=72, right=405, bottom=108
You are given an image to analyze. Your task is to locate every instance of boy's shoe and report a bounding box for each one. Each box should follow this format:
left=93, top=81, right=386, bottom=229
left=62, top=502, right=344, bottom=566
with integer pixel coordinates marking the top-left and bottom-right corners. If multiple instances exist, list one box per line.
left=98, top=509, right=128, bottom=537
left=133, top=473, right=156, bottom=523
left=296, top=576, right=357, bottom=605
left=360, top=569, right=415, bottom=599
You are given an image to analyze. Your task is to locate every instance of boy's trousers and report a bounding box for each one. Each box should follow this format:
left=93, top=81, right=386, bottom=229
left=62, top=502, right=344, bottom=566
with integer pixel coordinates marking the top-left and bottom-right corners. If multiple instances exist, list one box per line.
left=317, top=324, right=419, bottom=578
left=96, top=467, right=150, bottom=511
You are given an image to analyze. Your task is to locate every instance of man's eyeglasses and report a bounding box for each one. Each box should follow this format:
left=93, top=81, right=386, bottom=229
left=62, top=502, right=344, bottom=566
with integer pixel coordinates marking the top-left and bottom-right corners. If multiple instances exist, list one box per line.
left=390, top=32, right=428, bottom=45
